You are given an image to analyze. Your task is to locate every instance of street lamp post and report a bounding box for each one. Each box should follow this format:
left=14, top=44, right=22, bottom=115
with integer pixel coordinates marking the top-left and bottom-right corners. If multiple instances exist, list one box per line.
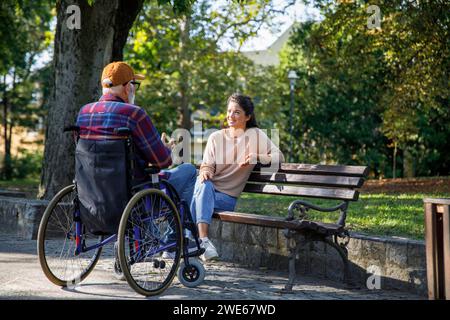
left=288, top=70, right=298, bottom=163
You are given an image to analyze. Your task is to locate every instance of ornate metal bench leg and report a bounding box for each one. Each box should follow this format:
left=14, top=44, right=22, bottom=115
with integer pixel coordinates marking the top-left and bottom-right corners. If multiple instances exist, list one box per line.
left=283, top=243, right=297, bottom=293
left=341, top=253, right=360, bottom=289
left=324, top=237, right=358, bottom=289
left=339, top=250, right=352, bottom=286
left=280, top=231, right=303, bottom=294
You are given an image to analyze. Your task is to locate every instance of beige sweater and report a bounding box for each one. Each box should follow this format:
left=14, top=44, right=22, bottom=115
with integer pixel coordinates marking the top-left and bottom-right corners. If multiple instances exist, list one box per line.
left=199, top=127, right=285, bottom=197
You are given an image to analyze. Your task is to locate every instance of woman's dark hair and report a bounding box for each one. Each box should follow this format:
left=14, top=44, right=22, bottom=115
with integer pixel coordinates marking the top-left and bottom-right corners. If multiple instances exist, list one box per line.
left=226, top=93, right=258, bottom=129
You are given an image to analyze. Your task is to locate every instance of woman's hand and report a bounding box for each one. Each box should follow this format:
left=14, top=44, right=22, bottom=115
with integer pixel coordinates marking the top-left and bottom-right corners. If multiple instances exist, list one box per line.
left=199, top=170, right=213, bottom=183
left=239, top=153, right=258, bottom=167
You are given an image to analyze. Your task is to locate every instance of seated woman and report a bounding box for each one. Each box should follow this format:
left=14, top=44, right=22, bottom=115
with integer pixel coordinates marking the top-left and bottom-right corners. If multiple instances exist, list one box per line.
left=190, top=93, right=285, bottom=261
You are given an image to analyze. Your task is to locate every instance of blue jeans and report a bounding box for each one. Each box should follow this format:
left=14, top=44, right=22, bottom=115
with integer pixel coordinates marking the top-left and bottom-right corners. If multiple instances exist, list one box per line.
left=190, top=179, right=237, bottom=225
left=157, top=163, right=196, bottom=243
left=162, top=163, right=197, bottom=204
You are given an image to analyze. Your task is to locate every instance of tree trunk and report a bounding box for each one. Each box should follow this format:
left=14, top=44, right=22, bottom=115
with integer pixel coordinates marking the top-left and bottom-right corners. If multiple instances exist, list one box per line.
left=38, top=0, right=143, bottom=199
left=2, top=75, right=11, bottom=180
left=392, top=142, right=397, bottom=179
left=178, top=14, right=191, bottom=130
left=403, top=148, right=415, bottom=178
left=7, top=119, right=12, bottom=169
left=2, top=93, right=9, bottom=179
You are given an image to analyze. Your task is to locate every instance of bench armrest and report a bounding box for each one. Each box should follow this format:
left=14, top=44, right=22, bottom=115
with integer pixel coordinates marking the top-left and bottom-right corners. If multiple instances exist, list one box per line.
left=287, top=199, right=349, bottom=227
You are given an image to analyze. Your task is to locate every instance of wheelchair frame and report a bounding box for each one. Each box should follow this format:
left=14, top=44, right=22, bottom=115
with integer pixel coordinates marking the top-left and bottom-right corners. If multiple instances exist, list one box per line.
left=38, top=126, right=204, bottom=296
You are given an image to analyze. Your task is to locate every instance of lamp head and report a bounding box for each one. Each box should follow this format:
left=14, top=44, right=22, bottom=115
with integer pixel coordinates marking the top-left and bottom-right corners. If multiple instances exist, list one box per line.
left=288, top=70, right=299, bottom=81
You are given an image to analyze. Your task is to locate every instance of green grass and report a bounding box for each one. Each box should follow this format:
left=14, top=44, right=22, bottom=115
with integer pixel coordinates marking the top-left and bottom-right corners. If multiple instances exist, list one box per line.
left=0, top=178, right=40, bottom=198
left=0, top=178, right=40, bottom=188
left=235, top=192, right=448, bottom=240
left=0, top=177, right=447, bottom=240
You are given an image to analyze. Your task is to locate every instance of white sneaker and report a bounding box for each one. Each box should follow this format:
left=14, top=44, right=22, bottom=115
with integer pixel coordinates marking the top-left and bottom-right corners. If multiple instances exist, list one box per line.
left=162, top=239, right=199, bottom=259
left=200, top=238, right=219, bottom=261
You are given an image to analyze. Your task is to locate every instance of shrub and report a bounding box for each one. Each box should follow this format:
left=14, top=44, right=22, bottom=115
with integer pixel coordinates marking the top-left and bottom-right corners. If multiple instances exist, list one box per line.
left=10, top=149, right=43, bottom=180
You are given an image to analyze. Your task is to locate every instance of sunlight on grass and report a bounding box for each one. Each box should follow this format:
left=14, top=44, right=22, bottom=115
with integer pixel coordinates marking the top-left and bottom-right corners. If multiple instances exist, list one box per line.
left=236, top=192, right=448, bottom=240
left=1, top=178, right=447, bottom=240
left=0, top=178, right=40, bottom=188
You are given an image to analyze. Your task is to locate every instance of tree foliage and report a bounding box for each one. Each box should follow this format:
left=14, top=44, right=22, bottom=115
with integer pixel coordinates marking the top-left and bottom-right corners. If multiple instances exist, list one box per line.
left=0, top=0, right=53, bottom=179
left=278, top=0, right=449, bottom=177
left=125, top=0, right=284, bottom=133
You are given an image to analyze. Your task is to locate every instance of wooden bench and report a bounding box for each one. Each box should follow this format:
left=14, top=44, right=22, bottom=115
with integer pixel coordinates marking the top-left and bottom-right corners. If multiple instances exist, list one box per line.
left=212, top=163, right=369, bottom=292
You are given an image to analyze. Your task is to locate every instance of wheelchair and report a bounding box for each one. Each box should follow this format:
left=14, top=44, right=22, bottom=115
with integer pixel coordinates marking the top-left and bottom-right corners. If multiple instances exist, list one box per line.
left=37, top=126, right=206, bottom=296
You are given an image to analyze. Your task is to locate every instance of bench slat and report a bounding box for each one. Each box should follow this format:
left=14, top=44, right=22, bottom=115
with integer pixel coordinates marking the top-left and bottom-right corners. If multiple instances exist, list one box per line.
left=243, top=183, right=359, bottom=201
left=255, top=163, right=369, bottom=177
left=213, top=211, right=292, bottom=229
left=213, top=211, right=344, bottom=234
left=248, top=172, right=364, bottom=188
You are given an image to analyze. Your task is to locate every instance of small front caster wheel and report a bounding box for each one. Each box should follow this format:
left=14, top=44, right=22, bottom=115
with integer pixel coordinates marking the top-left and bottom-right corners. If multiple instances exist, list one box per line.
left=177, top=258, right=205, bottom=288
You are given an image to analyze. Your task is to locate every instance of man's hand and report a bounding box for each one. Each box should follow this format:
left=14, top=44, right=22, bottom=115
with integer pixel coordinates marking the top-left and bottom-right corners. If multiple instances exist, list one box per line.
left=239, top=153, right=258, bottom=167
left=161, top=132, right=176, bottom=150
left=199, top=170, right=213, bottom=183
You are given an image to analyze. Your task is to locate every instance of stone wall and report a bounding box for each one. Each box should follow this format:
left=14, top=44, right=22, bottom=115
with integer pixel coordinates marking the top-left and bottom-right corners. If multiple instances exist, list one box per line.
left=209, top=219, right=427, bottom=297
left=0, top=196, right=48, bottom=239
left=0, top=190, right=26, bottom=198
left=0, top=195, right=427, bottom=296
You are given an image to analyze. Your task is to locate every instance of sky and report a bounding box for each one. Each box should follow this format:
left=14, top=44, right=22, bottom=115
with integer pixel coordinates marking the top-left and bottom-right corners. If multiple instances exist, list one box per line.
left=230, top=0, right=322, bottom=52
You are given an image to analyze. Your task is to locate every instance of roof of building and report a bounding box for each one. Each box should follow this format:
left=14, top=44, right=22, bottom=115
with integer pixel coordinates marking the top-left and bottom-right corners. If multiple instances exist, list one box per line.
left=241, top=23, right=296, bottom=66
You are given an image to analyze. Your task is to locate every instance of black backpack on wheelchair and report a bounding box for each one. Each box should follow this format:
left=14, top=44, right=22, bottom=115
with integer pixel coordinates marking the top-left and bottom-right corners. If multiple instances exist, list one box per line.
left=75, top=137, right=131, bottom=235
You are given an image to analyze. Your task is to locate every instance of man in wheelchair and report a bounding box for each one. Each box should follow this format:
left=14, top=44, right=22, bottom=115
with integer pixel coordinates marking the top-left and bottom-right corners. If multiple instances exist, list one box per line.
left=75, top=61, right=197, bottom=256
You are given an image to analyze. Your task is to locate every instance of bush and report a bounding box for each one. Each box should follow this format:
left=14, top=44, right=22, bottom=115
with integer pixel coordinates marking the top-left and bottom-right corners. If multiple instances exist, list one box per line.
left=10, top=149, right=43, bottom=180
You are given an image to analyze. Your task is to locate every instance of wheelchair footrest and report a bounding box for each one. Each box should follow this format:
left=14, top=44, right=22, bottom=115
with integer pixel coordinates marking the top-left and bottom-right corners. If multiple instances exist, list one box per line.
left=185, top=248, right=205, bottom=258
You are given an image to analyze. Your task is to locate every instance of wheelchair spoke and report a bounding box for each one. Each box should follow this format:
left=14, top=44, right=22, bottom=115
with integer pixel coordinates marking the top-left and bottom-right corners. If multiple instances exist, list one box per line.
left=118, top=189, right=183, bottom=295
left=38, top=185, right=104, bottom=286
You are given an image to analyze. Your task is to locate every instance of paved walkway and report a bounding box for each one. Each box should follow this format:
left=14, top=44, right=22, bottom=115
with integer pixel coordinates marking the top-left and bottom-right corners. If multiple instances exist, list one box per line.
left=0, top=234, right=424, bottom=300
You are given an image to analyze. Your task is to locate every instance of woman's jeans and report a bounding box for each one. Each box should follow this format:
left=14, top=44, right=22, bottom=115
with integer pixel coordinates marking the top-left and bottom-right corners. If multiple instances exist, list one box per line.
left=162, top=163, right=197, bottom=205
left=159, top=163, right=197, bottom=243
left=134, top=163, right=197, bottom=205
left=190, top=178, right=237, bottom=225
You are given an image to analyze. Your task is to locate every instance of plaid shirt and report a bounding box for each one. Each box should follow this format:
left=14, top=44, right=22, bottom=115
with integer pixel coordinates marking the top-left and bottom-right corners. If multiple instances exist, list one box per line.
left=76, top=94, right=172, bottom=173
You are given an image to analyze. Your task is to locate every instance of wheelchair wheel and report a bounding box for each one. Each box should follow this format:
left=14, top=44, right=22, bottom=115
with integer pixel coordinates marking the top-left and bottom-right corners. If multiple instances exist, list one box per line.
left=117, top=188, right=183, bottom=296
left=37, top=184, right=103, bottom=287
left=177, top=258, right=205, bottom=288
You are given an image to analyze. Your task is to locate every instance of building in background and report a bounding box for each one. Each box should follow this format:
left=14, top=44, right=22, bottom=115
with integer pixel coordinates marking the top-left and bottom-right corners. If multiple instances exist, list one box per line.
left=241, top=23, right=295, bottom=67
